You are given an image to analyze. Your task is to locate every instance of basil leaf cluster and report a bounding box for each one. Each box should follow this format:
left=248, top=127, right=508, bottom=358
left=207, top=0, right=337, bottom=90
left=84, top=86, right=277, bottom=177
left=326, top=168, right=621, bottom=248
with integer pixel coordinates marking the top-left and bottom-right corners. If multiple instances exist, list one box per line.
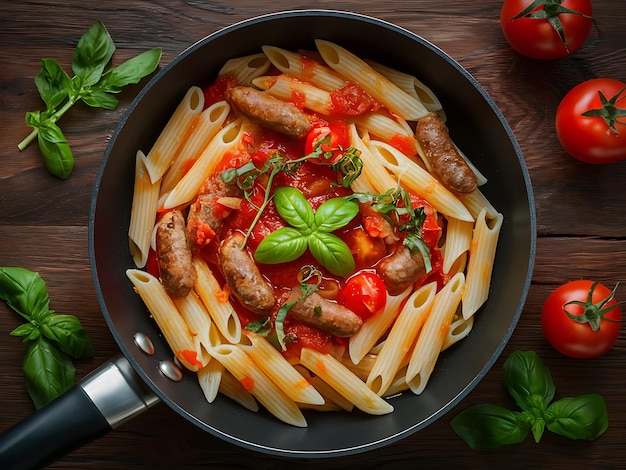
left=450, top=350, right=608, bottom=449
left=254, top=187, right=358, bottom=277
left=0, top=267, right=94, bottom=408
left=18, top=21, right=162, bottom=179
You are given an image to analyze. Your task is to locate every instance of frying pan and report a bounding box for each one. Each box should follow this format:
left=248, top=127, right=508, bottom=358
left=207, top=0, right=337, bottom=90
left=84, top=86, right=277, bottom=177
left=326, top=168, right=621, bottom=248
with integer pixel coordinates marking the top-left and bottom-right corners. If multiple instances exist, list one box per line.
left=0, top=10, right=536, bottom=468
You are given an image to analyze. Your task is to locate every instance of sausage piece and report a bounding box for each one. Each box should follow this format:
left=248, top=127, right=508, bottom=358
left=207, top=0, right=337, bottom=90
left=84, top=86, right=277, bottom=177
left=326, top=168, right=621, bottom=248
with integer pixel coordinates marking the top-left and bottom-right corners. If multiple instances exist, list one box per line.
left=217, top=232, right=275, bottom=316
left=377, top=244, right=426, bottom=296
left=187, top=173, right=241, bottom=249
left=287, top=287, right=363, bottom=337
left=156, top=210, right=196, bottom=297
left=225, top=86, right=312, bottom=137
left=415, top=112, right=477, bottom=195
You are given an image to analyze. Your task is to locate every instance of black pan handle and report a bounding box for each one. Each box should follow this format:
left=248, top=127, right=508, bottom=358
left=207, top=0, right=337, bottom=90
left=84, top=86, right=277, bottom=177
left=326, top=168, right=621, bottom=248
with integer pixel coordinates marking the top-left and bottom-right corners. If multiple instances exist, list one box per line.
left=0, top=356, right=159, bottom=470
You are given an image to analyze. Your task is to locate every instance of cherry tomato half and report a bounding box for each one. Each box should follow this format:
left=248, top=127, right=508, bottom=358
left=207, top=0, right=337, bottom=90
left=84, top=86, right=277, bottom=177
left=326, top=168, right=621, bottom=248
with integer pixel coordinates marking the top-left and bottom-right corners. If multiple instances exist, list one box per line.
left=304, top=121, right=351, bottom=164
left=500, top=0, right=592, bottom=60
left=541, top=280, right=622, bottom=358
left=556, top=78, right=626, bottom=164
left=337, top=271, right=387, bottom=321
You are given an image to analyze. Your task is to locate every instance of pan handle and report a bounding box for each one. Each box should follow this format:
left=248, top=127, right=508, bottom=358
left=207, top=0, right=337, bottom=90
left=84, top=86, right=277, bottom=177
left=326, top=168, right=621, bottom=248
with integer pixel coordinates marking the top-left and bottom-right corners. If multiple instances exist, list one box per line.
left=0, top=356, right=159, bottom=469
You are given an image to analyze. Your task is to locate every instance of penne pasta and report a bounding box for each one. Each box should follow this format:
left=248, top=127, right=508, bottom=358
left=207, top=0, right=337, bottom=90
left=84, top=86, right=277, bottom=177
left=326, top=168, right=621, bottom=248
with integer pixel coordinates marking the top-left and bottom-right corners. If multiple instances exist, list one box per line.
left=442, top=314, right=475, bottom=351
left=197, top=358, right=224, bottom=403
left=347, top=124, right=398, bottom=194
left=239, top=331, right=325, bottom=406
left=300, top=348, right=394, bottom=415
left=348, top=288, right=412, bottom=365
left=350, top=112, right=416, bottom=155
left=218, top=370, right=259, bottom=412
left=366, top=282, right=437, bottom=396
left=126, top=269, right=200, bottom=371
left=163, top=118, right=247, bottom=209
left=442, top=218, right=474, bottom=275
left=160, top=100, right=231, bottom=195
left=365, top=59, right=443, bottom=112
left=316, top=39, right=428, bottom=121
left=366, top=139, right=474, bottom=222
left=462, top=209, right=503, bottom=319
left=172, top=290, right=217, bottom=365
left=262, top=45, right=346, bottom=91
left=459, top=187, right=500, bottom=220
left=218, top=52, right=271, bottom=86
left=210, top=343, right=307, bottom=427
left=144, top=86, right=205, bottom=184
left=193, top=257, right=241, bottom=344
left=406, top=272, right=465, bottom=394
left=128, top=150, right=160, bottom=268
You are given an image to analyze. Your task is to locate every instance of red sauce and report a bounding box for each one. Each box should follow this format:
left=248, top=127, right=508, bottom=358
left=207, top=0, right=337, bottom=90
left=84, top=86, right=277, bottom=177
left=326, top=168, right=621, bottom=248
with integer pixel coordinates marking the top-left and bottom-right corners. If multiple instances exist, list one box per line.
left=329, top=82, right=381, bottom=116
left=389, top=134, right=418, bottom=156
left=203, top=74, right=238, bottom=108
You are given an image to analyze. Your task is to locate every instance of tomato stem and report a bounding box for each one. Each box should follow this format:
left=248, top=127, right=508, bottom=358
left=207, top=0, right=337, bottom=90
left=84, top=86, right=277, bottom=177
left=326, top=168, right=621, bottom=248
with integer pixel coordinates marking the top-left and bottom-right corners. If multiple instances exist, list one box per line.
left=581, top=88, right=626, bottom=135
left=563, top=282, right=623, bottom=332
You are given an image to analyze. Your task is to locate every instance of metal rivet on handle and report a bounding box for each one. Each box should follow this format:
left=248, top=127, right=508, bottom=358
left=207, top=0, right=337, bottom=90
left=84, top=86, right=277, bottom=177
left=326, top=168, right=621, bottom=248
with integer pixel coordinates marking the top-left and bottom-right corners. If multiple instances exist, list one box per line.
left=133, top=332, right=155, bottom=355
left=159, top=360, right=183, bottom=382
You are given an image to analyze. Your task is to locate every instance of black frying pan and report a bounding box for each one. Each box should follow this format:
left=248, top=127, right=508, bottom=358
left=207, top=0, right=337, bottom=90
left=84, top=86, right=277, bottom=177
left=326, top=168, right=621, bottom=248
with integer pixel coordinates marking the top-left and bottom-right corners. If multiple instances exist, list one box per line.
left=0, top=10, right=536, bottom=468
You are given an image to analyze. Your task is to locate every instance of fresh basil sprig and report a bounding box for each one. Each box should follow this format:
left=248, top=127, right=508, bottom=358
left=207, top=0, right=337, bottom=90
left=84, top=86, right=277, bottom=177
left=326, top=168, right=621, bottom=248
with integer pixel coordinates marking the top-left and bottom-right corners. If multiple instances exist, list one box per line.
left=0, top=267, right=94, bottom=408
left=254, top=187, right=358, bottom=277
left=450, top=350, right=608, bottom=449
left=18, top=21, right=162, bottom=179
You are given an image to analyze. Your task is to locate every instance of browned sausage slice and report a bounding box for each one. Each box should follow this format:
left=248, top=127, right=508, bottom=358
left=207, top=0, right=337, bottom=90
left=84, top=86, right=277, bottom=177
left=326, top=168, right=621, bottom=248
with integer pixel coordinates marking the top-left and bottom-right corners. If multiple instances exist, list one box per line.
left=217, top=232, right=275, bottom=316
left=415, top=112, right=477, bottom=195
left=287, top=287, right=363, bottom=337
left=377, top=244, right=426, bottom=296
left=187, top=173, right=241, bottom=249
left=156, top=210, right=196, bottom=297
left=225, top=86, right=312, bottom=137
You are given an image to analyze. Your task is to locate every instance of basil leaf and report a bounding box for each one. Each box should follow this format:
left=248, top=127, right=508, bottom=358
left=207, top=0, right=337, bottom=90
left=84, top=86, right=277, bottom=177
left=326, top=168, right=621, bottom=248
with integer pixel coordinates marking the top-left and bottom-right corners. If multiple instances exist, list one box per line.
left=35, top=58, right=71, bottom=110
left=23, top=336, right=75, bottom=409
left=10, top=323, right=39, bottom=340
left=315, top=197, right=359, bottom=232
left=37, top=121, right=74, bottom=179
left=545, top=394, right=608, bottom=441
left=99, top=47, right=162, bottom=92
left=308, top=232, right=355, bottom=277
left=450, top=404, right=530, bottom=450
left=503, top=350, right=555, bottom=412
left=72, top=21, right=115, bottom=86
left=254, top=227, right=308, bottom=264
left=42, top=314, right=94, bottom=359
left=81, top=90, right=119, bottom=109
left=273, top=187, right=315, bottom=232
left=0, top=267, right=51, bottom=320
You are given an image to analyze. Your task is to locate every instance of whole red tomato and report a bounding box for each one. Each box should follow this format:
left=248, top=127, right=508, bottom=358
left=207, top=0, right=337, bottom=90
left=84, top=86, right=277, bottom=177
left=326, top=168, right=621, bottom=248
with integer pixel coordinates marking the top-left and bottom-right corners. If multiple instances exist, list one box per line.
left=337, top=271, right=387, bottom=321
left=556, top=78, right=626, bottom=164
left=542, top=280, right=622, bottom=358
left=500, top=0, right=593, bottom=60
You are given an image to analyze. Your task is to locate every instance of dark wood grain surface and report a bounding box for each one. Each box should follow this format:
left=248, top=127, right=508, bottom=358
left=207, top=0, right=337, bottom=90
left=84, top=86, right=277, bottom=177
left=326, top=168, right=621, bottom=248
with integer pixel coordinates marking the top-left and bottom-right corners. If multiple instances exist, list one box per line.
left=1, top=1, right=625, bottom=468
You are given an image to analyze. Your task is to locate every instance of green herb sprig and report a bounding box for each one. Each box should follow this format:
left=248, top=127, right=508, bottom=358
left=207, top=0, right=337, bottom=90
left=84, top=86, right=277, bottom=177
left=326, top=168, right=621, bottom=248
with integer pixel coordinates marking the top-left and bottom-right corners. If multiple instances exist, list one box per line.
left=18, top=21, right=162, bottom=179
left=0, top=267, right=94, bottom=408
left=450, top=350, right=608, bottom=449
left=350, top=187, right=432, bottom=272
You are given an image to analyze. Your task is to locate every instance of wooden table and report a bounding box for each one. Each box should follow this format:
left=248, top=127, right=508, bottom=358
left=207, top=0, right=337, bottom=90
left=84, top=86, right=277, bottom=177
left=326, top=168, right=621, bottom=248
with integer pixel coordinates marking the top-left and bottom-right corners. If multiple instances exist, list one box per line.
left=1, top=1, right=625, bottom=468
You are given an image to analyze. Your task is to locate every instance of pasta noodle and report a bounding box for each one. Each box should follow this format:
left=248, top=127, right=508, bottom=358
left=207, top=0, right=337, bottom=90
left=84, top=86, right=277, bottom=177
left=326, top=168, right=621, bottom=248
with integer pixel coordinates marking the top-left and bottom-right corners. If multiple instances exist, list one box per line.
left=126, top=269, right=200, bottom=371
left=144, top=86, right=204, bottom=184
left=462, top=209, right=503, bottom=319
left=218, top=52, right=271, bottom=86
left=406, top=272, right=465, bottom=394
left=128, top=150, right=160, bottom=268
left=315, top=40, right=428, bottom=121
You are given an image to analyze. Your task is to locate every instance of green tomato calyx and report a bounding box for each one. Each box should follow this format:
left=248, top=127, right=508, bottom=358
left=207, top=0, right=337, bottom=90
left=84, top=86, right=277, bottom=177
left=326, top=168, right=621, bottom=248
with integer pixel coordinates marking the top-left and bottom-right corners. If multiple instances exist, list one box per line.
left=582, top=88, right=626, bottom=135
left=511, top=0, right=593, bottom=53
left=562, top=282, right=623, bottom=332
